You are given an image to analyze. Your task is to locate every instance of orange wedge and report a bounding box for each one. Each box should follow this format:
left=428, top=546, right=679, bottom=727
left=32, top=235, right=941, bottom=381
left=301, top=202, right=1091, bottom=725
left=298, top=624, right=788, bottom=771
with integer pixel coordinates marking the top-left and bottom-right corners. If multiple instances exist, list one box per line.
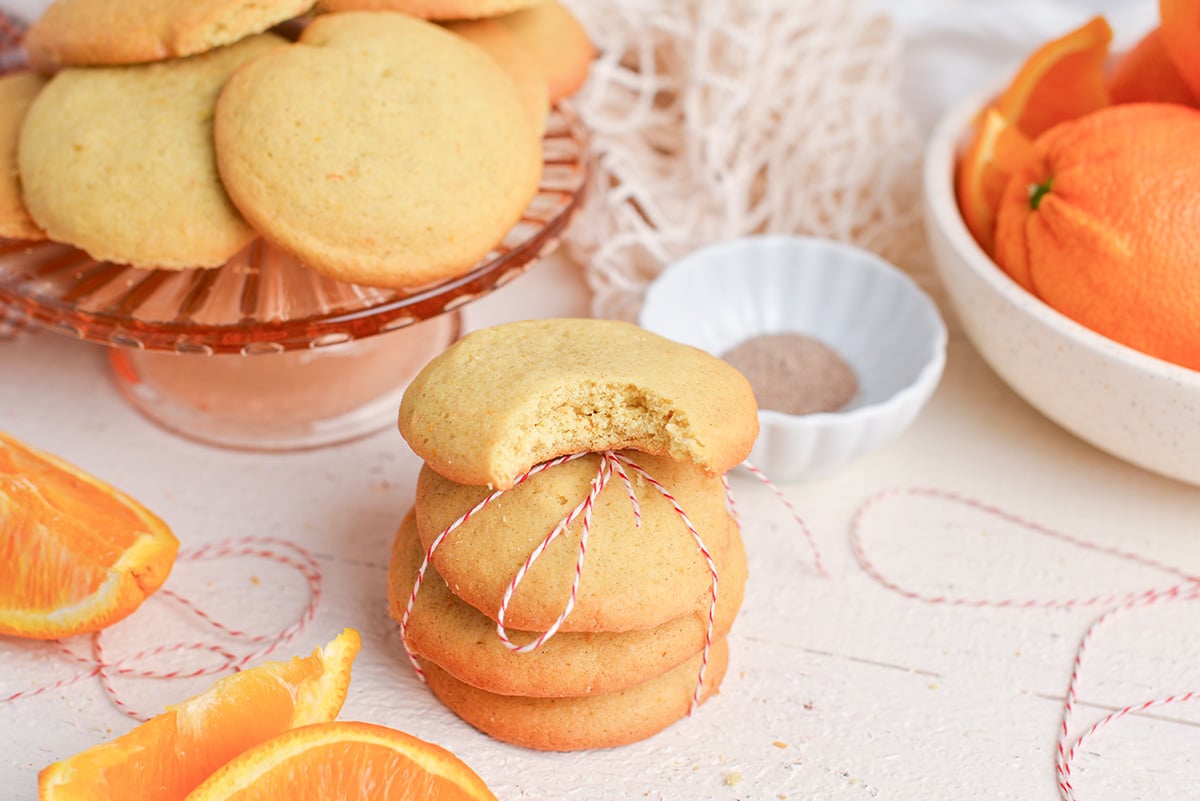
left=955, top=107, right=1037, bottom=255
left=39, top=629, right=362, bottom=801
left=1160, top=0, right=1200, bottom=99
left=0, top=430, right=179, bottom=639
left=994, top=15, right=1113, bottom=138
left=184, top=721, right=497, bottom=801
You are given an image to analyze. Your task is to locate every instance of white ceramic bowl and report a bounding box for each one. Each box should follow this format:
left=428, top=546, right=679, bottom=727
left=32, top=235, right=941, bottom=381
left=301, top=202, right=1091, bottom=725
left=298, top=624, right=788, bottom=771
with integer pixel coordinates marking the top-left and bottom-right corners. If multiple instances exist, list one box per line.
left=924, top=86, right=1200, bottom=487
left=639, top=235, right=947, bottom=483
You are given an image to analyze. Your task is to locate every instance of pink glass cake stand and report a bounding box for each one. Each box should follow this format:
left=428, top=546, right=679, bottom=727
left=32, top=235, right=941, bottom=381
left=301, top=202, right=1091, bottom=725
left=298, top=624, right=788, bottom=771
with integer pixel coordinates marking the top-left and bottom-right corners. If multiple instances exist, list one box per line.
left=0, top=106, right=590, bottom=451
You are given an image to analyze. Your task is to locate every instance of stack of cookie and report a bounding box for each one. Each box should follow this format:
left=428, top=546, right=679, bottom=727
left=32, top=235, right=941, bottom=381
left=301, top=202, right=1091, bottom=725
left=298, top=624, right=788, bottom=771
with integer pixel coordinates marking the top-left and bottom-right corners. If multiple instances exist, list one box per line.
left=3, top=0, right=593, bottom=289
left=389, top=317, right=759, bottom=750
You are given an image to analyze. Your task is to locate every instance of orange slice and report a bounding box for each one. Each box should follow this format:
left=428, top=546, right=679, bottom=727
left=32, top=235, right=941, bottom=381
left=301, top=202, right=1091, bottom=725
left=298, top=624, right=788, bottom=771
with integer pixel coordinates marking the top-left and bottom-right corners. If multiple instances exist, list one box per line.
left=955, top=107, right=1036, bottom=255
left=994, top=15, right=1113, bottom=138
left=39, top=629, right=362, bottom=801
left=0, top=430, right=179, bottom=639
left=184, top=721, right=497, bottom=801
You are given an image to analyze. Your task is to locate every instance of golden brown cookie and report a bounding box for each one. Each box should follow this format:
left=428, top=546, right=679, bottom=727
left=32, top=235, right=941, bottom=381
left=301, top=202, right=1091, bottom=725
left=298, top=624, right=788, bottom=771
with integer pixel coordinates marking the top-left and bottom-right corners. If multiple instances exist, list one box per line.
left=398, top=318, right=760, bottom=489
left=389, top=510, right=746, bottom=696
left=0, top=73, right=47, bottom=241
left=496, top=0, right=593, bottom=102
left=23, top=0, right=315, bottom=72
left=419, top=636, right=729, bottom=751
left=414, top=450, right=734, bottom=633
left=443, top=18, right=548, bottom=135
left=214, top=11, right=542, bottom=289
left=317, top=0, right=541, bottom=21
left=18, top=34, right=284, bottom=268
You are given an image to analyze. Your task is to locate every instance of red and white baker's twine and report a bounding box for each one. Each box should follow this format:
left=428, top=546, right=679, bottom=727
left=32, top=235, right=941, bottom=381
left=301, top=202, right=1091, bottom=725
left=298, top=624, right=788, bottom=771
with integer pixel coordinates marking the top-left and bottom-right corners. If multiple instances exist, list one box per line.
left=2, top=536, right=323, bottom=722
left=735, top=462, right=827, bottom=578
left=400, top=452, right=821, bottom=712
left=852, top=486, right=1200, bottom=801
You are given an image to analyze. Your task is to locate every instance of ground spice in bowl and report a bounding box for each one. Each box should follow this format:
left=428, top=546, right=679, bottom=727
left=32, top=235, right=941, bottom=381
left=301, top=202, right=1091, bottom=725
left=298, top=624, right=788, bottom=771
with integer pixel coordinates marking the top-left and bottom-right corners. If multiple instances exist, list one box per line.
left=721, top=333, right=858, bottom=415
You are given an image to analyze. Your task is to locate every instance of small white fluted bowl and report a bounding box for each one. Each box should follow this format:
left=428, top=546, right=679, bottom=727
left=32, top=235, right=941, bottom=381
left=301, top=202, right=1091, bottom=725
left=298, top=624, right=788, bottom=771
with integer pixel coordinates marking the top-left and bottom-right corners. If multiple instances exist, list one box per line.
left=639, top=235, right=947, bottom=483
left=924, top=85, right=1200, bottom=487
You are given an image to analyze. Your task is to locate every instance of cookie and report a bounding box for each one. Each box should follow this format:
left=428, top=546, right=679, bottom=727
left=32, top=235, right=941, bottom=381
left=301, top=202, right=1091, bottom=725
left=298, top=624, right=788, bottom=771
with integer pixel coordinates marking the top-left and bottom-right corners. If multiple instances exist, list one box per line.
left=18, top=34, right=284, bottom=268
left=443, top=18, right=548, bottom=135
left=496, top=0, right=593, bottom=102
left=389, top=510, right=746, bottom=696
left=214, top=11, right=542, bottom=289
left=419, top=636, right=729, bottom=751
left=317, top=0, right=541, bottom=21
left=414, top=450, right=734, bottom=633
left=0, top=73, right=47, bottom=241
left=23, top=0, right=315, bottom=72
left=398, top=318, right=760, bottom=489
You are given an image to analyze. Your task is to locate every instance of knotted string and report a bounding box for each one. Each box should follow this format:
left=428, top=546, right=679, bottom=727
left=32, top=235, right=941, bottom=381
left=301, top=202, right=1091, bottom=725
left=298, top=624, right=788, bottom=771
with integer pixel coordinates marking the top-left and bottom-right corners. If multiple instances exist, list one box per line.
left=400, top=451, right=719, bottom=707
left=400, top=450, right=823, bottom=712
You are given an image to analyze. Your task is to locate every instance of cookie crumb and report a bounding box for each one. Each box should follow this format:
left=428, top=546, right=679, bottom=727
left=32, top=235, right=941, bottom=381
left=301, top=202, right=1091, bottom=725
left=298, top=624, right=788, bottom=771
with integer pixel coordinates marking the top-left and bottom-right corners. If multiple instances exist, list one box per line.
left=725, top=771, right=743, bottom=786
left=772, top=740, right=788, bottom=749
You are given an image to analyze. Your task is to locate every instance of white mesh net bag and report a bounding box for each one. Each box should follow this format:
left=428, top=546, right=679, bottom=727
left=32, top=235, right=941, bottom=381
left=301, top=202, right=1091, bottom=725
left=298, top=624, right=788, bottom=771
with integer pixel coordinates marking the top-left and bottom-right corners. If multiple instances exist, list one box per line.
left=561, top=0, right=938, bottom=322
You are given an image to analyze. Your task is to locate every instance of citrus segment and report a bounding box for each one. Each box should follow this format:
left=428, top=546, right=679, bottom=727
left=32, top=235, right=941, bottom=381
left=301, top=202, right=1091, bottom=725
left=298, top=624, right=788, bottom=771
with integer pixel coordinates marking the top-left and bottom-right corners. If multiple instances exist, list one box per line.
left=955, top=107, right=1036, bottom=255
left=993, top=103, right=1200, bottom=371
left=1160, top=0, right=1200, bottom=98
left=994, top=15, right=1113, bottom=138
left=184, top=721, right=497, bottom=801
left=0, top=431, right=179, bottom=639
left=38, top=629, right=362, bottom=801
left=1108, top=27, right=1199, bottom=106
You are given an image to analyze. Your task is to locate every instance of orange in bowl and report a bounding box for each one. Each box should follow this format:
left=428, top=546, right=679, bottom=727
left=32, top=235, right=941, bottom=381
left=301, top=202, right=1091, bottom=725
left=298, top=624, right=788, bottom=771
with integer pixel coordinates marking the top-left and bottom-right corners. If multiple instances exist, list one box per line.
left=1108, top=26, right=1198, bottom=106
left=954, top=108, right=1034, bottom=256
left=991, top=14, right=1112, bottom=139
left=1160, top=0, right=1200, bottom=98
left=993, top=102, right=1200, bottom=372
left=925, top=47, right=1200, bottom=487
left=955, top=15, right=1110, bottom=255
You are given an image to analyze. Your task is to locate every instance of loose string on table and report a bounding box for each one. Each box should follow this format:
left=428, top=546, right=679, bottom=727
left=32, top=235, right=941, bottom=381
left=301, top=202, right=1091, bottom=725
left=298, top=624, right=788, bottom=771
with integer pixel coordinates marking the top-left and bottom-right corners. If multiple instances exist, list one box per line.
left=2, top=536, right=323, bottom=722
left=400, top=450, right=822, bottom=713
left=737, top=461, right=827, bottom=578
left=851, top=486, right=1200, bottom=801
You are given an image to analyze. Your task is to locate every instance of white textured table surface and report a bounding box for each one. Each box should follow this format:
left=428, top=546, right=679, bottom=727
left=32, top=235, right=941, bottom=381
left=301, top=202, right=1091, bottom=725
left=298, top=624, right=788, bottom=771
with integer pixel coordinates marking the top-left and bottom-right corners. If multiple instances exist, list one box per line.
left=3, top=252, right=1200, bottom=801
left=3, top=1, right=1198, bottom=798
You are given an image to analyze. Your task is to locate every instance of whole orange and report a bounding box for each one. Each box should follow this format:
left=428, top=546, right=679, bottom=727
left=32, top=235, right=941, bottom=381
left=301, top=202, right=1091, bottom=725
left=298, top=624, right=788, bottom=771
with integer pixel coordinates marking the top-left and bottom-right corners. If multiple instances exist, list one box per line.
left=1160, top=0, right=1200, bottom=98
left=1108, top=27, right=1198, bottom=106
left=993, top=102, right=1200, bottom=371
